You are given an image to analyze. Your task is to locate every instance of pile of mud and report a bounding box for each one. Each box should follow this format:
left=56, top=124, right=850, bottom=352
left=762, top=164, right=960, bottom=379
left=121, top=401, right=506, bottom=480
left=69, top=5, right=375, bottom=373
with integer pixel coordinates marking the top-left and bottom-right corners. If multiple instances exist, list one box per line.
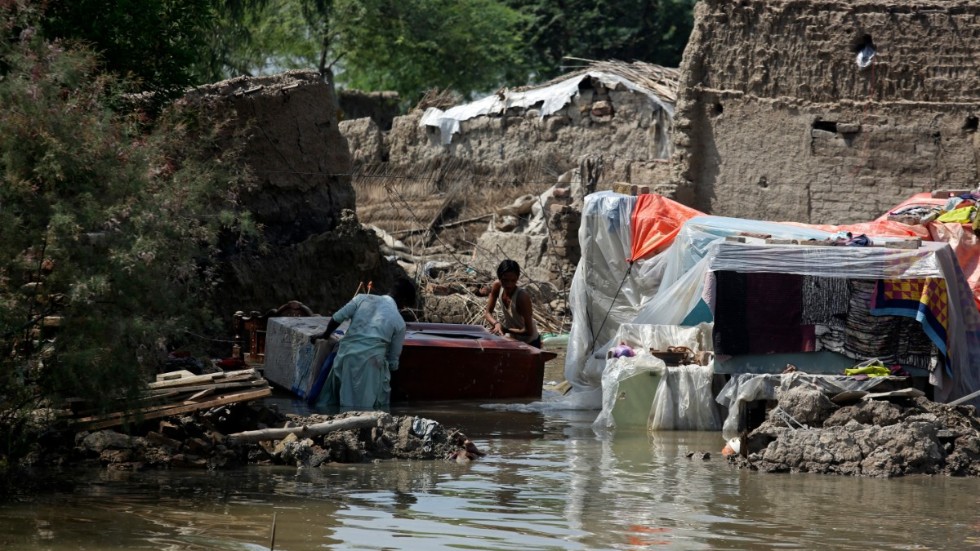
left=731, top=387, right=980, bottom=477
left=62, top=405, right=475, bottom=472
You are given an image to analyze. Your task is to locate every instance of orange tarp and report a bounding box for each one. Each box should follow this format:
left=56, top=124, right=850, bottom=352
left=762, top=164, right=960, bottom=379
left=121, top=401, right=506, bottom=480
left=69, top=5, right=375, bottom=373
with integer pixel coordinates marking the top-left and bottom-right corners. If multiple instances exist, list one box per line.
left=788, top=219, right=930, bottom=240
left=628, top=194, right=704, bottom=262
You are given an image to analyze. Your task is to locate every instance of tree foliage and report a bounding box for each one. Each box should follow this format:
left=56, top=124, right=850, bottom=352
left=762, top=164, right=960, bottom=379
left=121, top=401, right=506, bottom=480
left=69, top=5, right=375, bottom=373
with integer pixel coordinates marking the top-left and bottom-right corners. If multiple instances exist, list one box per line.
left=333, top=0, right=530, bottom=102
left=202, top=0, right=529, bottom=103
left=40, top=0, right=221, bottom=105
left=504, top=0, right=696, bottom=81
left=0, top=3, right=257, bottom=465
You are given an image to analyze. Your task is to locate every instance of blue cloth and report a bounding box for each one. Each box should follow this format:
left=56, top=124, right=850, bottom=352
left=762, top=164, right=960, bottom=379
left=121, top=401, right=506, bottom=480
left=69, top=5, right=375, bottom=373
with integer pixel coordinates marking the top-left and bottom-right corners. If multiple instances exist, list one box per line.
left=307, top=351, right=336, bottom=407
left=320, top=294, right=406, bottom=410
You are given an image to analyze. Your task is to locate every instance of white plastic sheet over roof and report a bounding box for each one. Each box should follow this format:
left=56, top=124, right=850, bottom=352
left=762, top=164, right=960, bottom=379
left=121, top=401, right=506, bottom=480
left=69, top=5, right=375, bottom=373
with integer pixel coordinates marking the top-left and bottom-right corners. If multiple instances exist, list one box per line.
left=419, top=71, right=674, bottom=146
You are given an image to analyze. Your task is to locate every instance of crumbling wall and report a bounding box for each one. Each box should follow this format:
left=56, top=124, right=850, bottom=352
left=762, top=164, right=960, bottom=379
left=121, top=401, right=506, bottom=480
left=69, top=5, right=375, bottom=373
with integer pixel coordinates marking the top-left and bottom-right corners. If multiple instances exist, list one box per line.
left=674, top=0, right=980, bottom=223
left=342, top=76, right=674, bottom=188
left=180, top=72, right=395, bottom=320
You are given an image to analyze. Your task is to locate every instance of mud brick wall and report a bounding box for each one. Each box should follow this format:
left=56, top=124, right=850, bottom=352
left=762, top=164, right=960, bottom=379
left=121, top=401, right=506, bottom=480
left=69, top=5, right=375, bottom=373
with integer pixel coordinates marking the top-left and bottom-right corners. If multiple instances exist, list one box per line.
left=344, top=76, right=673, bottom=188
left=674, top=0, right=980, bottom=223
left=180, top=72, right=396, bottom=320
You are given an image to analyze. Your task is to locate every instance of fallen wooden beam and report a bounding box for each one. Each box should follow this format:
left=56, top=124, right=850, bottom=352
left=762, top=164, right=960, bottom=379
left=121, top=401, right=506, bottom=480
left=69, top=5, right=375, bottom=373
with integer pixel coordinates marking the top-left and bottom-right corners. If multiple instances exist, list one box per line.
left=392, top=213, right=494, bottom=237
left=228, top=413, right=385, bottom=442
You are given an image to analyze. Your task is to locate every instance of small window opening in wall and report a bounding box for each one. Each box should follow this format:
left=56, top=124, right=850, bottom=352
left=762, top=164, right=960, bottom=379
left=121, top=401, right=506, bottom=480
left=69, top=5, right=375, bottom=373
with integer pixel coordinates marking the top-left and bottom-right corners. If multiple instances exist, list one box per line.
left=757, top=176, right=769, bottom=189
left=712, top=102, right=724, bottom=116
left=854, top=34, right=876, bottom=69
left=813, top=120, right=838, bottom=133
left=964, top=116, right=978, bottom=133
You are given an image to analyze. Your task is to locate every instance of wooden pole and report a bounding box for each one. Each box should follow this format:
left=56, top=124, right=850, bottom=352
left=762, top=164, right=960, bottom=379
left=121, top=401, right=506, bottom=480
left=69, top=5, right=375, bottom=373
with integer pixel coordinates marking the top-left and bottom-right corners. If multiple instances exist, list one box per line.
left=228, top=413, right=386, bottom=442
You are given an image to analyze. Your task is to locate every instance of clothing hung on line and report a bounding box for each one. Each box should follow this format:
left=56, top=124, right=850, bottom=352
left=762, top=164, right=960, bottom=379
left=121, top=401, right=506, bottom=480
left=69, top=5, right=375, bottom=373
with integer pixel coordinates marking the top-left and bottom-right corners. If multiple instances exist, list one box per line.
left=712, top=271, right=813, bottom=355
left=816, top=279, right=935, bottom=372
left=496, top=287, right=539, bottom=345
left=320, top=293, right=406, bottom=411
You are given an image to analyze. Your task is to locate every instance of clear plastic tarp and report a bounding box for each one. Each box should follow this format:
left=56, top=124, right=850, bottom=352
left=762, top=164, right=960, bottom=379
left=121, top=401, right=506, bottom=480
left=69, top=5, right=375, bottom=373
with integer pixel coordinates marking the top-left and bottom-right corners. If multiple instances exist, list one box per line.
left=419, top=71, right=674, bottom=155
left=566, top=201, right=980, bottom=410
left=592, top=323, right=720, bottom=433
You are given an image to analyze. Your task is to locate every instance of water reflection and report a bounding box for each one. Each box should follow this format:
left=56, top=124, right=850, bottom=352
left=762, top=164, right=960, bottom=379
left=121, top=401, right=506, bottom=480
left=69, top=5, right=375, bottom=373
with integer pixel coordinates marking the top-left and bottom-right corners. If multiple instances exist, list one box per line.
left=2, top=401, right=980, bottom=550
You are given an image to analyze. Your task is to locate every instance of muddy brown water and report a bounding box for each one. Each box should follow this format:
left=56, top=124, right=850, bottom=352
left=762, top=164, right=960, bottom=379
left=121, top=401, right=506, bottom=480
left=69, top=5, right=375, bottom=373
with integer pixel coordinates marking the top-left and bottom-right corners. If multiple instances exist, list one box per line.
left=2, top=346, right=979, bottom=550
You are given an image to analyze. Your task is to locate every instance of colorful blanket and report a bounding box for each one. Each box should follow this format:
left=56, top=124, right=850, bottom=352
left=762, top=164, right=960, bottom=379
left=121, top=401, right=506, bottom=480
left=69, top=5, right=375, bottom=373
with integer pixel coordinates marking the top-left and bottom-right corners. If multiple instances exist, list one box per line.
left=871, top=278, right=949, bottom=374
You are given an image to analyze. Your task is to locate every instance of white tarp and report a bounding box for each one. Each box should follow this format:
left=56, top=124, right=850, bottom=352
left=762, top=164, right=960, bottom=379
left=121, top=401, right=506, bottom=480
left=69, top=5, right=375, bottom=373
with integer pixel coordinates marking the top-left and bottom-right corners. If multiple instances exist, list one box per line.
left=592, top=323, right=720, bottom=433
left=420, top=71, right=674, bottom=148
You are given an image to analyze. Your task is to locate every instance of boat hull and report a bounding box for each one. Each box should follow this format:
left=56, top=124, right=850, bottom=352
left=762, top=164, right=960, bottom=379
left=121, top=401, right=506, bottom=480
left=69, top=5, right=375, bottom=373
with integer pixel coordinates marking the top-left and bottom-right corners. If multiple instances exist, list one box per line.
left=390, top=323, right=555, bottom=402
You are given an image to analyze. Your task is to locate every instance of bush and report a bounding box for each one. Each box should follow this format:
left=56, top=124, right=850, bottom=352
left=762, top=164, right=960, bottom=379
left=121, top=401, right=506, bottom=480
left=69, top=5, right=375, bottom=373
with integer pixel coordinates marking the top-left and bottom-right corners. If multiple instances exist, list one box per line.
left=0, top=6, right=257, bottom=472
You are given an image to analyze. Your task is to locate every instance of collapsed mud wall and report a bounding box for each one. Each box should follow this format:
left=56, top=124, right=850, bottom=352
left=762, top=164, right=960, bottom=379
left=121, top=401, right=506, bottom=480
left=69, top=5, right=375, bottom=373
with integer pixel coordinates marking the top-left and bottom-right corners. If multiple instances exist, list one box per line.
left=179, top=71, right=395, bottom=321
left=341, top=75, right=674, bottom=192
left=674, top=0, right=980, bottom=224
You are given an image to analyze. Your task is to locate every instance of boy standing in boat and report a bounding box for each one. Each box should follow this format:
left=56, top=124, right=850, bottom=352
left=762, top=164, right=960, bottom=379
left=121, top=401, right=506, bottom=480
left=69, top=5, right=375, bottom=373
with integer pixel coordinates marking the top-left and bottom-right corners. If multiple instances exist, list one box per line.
left=483, top=259, right=541, bottom=348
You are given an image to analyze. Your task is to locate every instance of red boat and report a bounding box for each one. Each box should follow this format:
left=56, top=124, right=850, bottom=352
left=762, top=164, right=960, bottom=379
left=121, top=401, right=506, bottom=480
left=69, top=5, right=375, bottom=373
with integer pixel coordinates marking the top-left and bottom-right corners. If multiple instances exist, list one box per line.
left=253, top=315, right=556, bottom=403
left=391, top=323, right=556, bottom=402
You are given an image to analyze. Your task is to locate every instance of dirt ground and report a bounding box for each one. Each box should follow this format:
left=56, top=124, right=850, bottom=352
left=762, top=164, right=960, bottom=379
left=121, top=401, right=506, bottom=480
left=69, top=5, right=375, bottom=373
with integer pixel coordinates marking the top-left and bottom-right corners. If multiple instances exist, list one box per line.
left=543, top=341, right=568, bottom=386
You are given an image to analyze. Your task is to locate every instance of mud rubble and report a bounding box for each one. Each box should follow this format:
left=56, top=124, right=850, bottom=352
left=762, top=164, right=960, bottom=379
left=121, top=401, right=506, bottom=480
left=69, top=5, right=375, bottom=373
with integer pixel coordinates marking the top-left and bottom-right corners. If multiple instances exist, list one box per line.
left=730, top=387, right=980, bottom=478
left=59, top=405, right=475, bottom=472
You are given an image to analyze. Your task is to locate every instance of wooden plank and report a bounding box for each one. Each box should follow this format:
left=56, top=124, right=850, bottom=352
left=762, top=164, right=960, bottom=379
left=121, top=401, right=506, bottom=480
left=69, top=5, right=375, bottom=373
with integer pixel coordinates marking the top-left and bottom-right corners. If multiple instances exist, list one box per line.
left=149, top=369, right=256, bottom=390
left=156, top=370, right=197, bottom=382
left=146, top=378, right=266, bottom=397
left=228, top=413, right=384, bottom=442
left=75, top=387, right=272, bottom=431
left=184, top=388, right=215, bottom=403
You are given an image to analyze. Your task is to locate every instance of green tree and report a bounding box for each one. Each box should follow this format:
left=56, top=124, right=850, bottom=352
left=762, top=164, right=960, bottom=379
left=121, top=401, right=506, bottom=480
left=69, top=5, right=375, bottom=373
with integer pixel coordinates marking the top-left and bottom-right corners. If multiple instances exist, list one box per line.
left=40, top=0, right=221, bottom=105
left=206, top=0, right=529, bottom=104
left=334, top=0, right=530, bottom=102
left=0, top=4, right=257, bottom=472
left=507, top=0, right=696, bottom=81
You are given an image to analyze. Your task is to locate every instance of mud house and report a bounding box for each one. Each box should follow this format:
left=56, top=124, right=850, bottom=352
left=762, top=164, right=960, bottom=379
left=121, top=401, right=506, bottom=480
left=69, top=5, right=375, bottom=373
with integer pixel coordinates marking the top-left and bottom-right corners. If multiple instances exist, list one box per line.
left=339, top=61, right=680, bottom=281
left=672, top=0, right=980, bottom=223
left=177, top=71, right=397, bottom=323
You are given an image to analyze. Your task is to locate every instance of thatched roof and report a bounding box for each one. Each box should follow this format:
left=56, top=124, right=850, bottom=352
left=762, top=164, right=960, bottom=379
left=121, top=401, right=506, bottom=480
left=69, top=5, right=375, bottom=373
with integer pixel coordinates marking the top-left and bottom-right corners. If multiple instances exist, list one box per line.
left=518, top=58, right=679, bottom=104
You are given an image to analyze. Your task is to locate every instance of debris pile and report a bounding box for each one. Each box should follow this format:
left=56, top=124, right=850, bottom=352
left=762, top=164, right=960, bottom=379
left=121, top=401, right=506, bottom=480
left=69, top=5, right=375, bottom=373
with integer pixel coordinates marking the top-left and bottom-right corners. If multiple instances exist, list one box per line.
left=72, top=368, right=272, bottom=431
left=414, top=261, right=570, bottom=334
left=67, top=406, right=472, bottom=472
left=731, top=387, right=980, bottom=477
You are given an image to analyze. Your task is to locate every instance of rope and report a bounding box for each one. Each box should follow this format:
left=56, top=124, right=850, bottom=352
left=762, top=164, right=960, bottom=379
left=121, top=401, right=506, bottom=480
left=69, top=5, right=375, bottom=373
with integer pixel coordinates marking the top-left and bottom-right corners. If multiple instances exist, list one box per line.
left=587, top=263, right=633, bottom=354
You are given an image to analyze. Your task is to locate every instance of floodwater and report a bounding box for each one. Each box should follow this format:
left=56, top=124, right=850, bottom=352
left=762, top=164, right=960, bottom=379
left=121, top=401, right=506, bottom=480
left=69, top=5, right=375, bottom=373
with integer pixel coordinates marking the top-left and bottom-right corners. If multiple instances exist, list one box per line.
left=2, top=397, right=980, bottom=551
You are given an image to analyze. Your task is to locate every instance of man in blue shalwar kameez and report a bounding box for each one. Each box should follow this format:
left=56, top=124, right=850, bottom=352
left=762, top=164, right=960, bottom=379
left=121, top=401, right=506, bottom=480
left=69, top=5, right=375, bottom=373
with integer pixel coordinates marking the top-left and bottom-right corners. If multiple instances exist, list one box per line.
left=311, top=278, right=416, bottom=411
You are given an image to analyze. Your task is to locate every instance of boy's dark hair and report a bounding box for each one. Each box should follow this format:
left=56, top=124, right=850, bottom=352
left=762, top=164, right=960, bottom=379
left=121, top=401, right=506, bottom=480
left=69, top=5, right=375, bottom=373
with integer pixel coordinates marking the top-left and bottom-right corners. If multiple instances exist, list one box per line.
left=390, top=278, right=417, bottom=308
left=496, top=259, right=521, bottom=279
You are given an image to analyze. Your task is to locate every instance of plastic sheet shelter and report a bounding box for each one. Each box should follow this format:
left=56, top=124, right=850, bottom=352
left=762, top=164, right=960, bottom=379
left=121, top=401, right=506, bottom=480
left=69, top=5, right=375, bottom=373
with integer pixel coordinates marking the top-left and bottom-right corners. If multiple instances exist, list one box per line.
left=565, top=192, right=980, bottom=409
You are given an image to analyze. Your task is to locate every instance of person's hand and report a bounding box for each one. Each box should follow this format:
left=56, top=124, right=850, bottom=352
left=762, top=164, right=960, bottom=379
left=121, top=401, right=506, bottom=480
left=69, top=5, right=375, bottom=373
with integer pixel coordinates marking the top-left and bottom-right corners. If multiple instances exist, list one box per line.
left=309, top=333, right=320, bottom=344
left=491, top=322, right=504, bottom=336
